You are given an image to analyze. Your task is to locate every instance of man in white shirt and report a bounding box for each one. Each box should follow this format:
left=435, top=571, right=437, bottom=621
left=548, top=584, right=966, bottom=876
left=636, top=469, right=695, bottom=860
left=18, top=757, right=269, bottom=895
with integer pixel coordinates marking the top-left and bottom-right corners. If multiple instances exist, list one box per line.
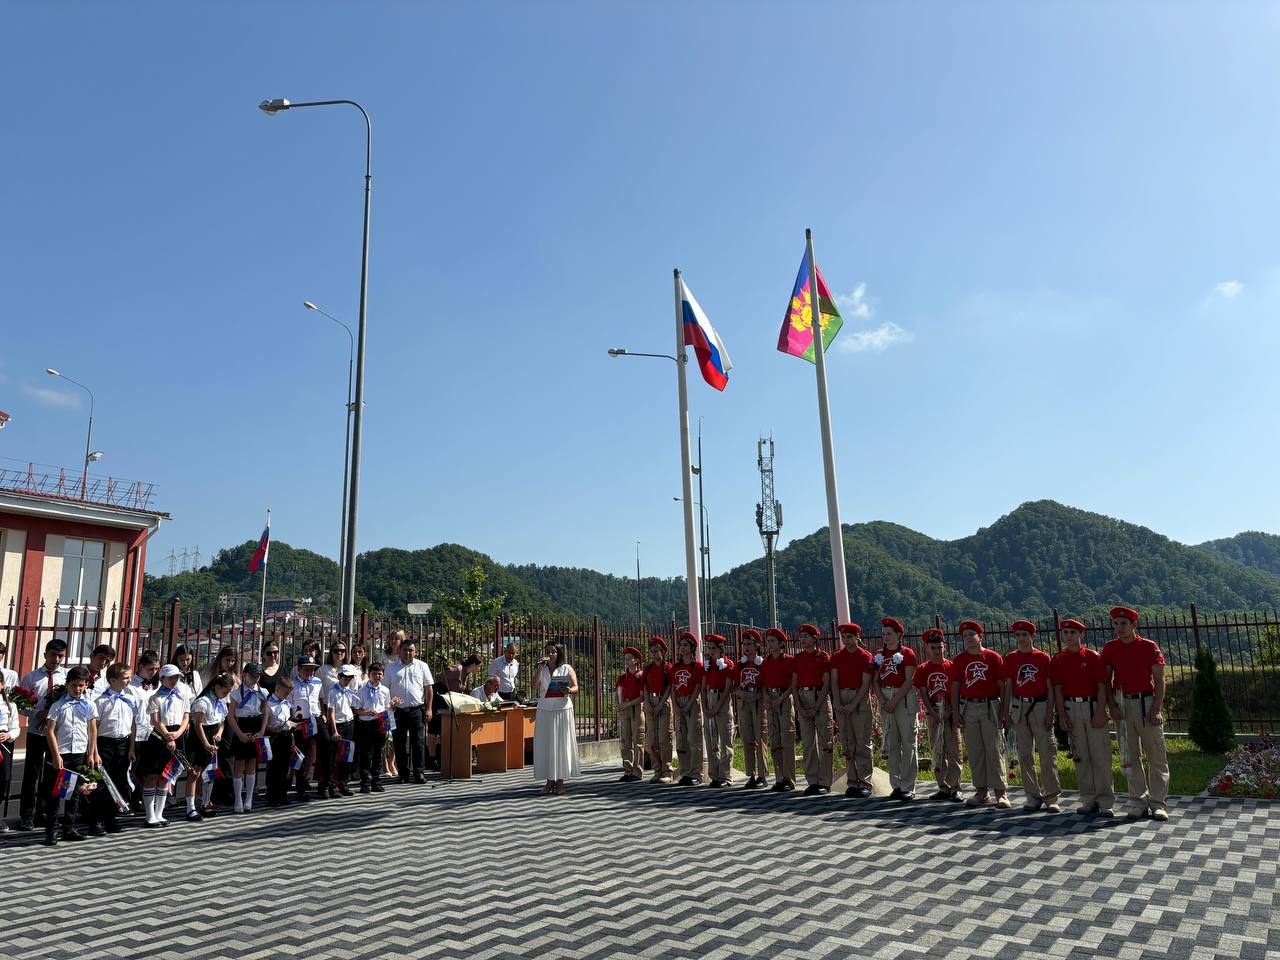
left=472, top=676, right=503, bottom=703
left=385, top=640, right=433, bottom=784
left=488, top=640, right=521, bottom=702
left=17, top=639, right=69, bottom=831
left=85, top=644, right=117, bottom=693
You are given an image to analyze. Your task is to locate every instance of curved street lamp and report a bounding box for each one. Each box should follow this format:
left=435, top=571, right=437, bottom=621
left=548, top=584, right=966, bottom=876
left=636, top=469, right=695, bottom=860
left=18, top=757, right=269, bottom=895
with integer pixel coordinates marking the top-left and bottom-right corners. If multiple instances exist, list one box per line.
left=46, top=368, right=96, bottom=499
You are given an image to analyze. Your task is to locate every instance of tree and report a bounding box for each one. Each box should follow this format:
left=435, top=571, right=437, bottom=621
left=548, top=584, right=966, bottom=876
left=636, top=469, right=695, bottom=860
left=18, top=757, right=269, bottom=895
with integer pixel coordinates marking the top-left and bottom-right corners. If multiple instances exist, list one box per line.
left=1255, top=625, right=1280, bottom=667
left=433, top=562, right=506, bottom=638
left=1188, top=646, right=1235, bottom=753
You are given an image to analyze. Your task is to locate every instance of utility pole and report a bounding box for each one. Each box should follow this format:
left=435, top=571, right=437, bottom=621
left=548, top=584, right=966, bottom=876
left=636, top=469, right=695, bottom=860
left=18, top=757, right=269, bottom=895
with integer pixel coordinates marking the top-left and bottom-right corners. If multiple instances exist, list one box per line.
left=695, top=417, right=709, bottom=629
left=636, top=540, right=642, bottom=625
left=755, top=436, right=783, bottom=628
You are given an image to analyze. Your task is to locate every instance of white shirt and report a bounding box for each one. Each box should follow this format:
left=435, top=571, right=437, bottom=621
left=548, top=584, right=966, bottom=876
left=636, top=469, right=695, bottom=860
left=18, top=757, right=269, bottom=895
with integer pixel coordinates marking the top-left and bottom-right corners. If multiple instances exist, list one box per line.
left=19, top=665, right=68, bottom=729
left=356, top=681, right=390, bottom=717
left=289, top=677, right=324, bottom=720
left=317, top=663, right=344, bottom=697
left=265, top=695, right=292, bottom=732
left=231, top=683, right=266, bottom=717
left=90, top=672, right=111, bottom=695
left=94, top=688, right=140, bottom=739
left=129, top=675, right=162, bottom=739
left=0, top=695, right=20, bottom=740
left=177, top=671, right=204, bottom=700
left=148, top=684, right=189, bottom=727
left=1, top=666, right=18, bottom=691
left=47, top=695, right=98, bottom=753
left=386, top=659, right=434, bottom=708
left=488, top=655, right=520, bottom=694
left=191, top=693, right=228, bottom=726
left=327, top=683, right=360, bottom=723
left=472, top=685, right=502, bottom=703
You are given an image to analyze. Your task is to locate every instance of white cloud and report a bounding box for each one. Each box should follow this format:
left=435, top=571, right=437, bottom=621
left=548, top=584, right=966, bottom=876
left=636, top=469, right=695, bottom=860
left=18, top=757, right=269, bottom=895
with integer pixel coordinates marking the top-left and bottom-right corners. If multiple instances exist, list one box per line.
left=839, top=321, right=914, bottom=353
left=1214, top=280, right=1243, bottom=299
left=835, top=283, right=873, bottom=319
left=21, top=384, right=80, bottom=409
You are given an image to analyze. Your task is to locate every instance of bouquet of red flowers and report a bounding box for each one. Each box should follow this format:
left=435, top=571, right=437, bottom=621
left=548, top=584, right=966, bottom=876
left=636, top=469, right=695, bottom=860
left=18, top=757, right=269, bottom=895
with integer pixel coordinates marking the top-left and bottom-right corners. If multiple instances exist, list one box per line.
left=7, top=686, right=38, bottom=711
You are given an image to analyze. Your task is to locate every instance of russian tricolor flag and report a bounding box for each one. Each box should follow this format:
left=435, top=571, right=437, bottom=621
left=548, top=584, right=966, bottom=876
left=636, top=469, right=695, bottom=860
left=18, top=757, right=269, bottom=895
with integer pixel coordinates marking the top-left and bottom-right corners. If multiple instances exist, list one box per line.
left=297, top=715, right=318, bottom=739
left=681, top=280, right=732, bottom=392
left=161, top=756, right=184, bottom=784
left=289, top=746, right=306, bottom=771
left=338, top=739, right=356, bottom=763
left=201, top=760, right=223, bottom=783
left=255, top=737, right=273, bottom=763
left=377, top=710, right=396, bottom=734
left=50, top=769, right=79, bottom=799
left=249, top=512, right=270, bottom=574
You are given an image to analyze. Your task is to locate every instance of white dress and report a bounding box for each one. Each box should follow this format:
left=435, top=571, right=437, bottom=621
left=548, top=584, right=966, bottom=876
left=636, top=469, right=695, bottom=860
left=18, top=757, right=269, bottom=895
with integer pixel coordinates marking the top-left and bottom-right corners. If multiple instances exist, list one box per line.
left=533, top=664, right=580, bottom=782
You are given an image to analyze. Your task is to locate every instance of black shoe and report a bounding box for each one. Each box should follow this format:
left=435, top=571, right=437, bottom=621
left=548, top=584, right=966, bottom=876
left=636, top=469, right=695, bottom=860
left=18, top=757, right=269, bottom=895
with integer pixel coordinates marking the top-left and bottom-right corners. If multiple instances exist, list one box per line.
left=744, top=779, right=763, bottom=790
left=398, top=775, right=410, bottom=785
left=888, top=788, right=903, bottom=800
left=43, top=834, right=58, bottom=846
left=185, top=810, right=203, bottom=822
left=360, top=783, right=371, bottom=794
left=312, top=788, right=328, bottom=800
left=16, top=818, right=34, bottom=832
left=678, top=775, right=695, bottom=786
left=34, top=813, right=46, bottom=828
left=948, top=791, right=964, bottom=803
left=770, top=781, right=786, bottom=792
left=413, top=772, right=427, bottom=784
left=845, top=785, right=860, bottom=797
left=929, top=791, right=950, bottom=802
left=88, top=822, right=107, bottom=836
left=294, top=792, right=309, bottom=803
left=337, top=784, right=353, bottom=797
left=803, top=784, right=821, bottom=796
left=371, top=781, right=385, bottom=793
left=856, top=786, right=873, bottom=798
left=104, top=821, right=124, bottom=833
left=899, top=792, right=915, bottom=802
left=689, top=776, right=703, bottom=785
left=782, top=780, right=796, bottom=792
left=815, top=786, right=830, bottom=795
left=62, top=829, right=87, bottom=841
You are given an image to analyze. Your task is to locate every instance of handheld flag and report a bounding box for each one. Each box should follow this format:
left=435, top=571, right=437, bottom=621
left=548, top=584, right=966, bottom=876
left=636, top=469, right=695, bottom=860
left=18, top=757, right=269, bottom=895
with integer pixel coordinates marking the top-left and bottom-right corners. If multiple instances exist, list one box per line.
left=377, top=710, right=396, bottom=734
left=338, top=739, right=357, bottom=764
left=160, top=756, right=184, bottom=784
left=680, top=280, right=732, bottom=391
left=249, top=514, right=271, bottom=573
left=289, top=746, right=306, bottom=771
left=255, top=737, right=273, bottom=763
left=297, top=715, right=318, bottom=739
left=201, top=760, right=223, bottom=784
left=50, top=768, right=79, bottom=799
left=777, top=246, right=843, bottom=362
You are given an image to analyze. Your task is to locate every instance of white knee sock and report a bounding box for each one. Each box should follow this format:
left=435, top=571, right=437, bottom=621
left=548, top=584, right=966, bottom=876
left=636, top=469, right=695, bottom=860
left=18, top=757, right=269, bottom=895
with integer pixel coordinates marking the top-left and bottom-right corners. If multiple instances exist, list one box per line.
left=233, top=776, right=244, bottom=810
left=186, top=792, right=196, bottom=814
left=146, top=789, right=163, bottom=822
left=243, top=773, right=256, bottom=808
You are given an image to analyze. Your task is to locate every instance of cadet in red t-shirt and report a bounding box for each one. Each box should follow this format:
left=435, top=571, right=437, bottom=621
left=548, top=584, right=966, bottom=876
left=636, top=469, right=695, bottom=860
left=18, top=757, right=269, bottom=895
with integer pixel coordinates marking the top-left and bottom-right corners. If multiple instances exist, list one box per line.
left=1050, top=619, right=1114, bottom=816
left=642, top=637, right=674, bottom=783
left=1001, top=620, right=1060, bottom=813
left=914, top=628, right=961, bottom=801
left=1102, top=607, right=1169, bottom=820
left=616, top=646, right=647, bottom=783
left=700, top=634, right=736, bottom=787
left=790, top=624, right=832, bottom=794
left=949, top=621, right=1009, bottom=807
left=829, top=623, right=874, bottom=798
left=671, top=633, right=705, bottom=786
left=734, top=629, right=769, bottom=789
left=875, top=617, right=919, bottom=801
left=761, top=628, right=796, bottom=791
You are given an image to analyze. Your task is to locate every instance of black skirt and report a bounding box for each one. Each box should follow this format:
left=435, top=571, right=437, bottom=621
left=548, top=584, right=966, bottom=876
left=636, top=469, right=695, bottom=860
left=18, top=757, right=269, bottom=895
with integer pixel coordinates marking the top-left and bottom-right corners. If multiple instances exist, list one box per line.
left=187, top=724, right=221, bottom=769
left=141, top=726, right=181, bottom=776
left=230, top=719, right=263, bottom=760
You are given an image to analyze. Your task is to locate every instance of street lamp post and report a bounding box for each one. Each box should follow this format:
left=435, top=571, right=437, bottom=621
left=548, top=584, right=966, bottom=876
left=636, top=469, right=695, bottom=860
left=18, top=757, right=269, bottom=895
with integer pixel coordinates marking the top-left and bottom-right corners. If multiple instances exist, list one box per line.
left=673, top=497, right=711, bottom=629
left=304, top=301, right=354, bottom=625
left=261, top=97, right=371, bottom=636
left=45, top=368, right=95, bottom=499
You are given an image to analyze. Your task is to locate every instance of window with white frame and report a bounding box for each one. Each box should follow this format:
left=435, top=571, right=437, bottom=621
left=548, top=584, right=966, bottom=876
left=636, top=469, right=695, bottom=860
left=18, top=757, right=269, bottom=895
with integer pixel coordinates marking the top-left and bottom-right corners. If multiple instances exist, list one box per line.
left=54, top=538, right=106, bottom=661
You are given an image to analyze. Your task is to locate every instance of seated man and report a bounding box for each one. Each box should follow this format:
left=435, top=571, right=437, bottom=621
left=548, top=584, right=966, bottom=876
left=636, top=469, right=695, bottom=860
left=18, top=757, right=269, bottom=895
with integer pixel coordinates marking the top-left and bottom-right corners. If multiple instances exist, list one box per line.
left=471, top=676, right=503, bottom=703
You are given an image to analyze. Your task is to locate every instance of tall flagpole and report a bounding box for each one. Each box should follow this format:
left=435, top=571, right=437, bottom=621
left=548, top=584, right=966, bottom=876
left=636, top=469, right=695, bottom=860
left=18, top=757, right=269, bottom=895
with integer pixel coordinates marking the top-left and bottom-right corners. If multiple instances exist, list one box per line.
left=673, top=269, right=704, bottom=658
left=805, top=229, right=852, bottom=624
left=259, top=508, right=270, bottom=631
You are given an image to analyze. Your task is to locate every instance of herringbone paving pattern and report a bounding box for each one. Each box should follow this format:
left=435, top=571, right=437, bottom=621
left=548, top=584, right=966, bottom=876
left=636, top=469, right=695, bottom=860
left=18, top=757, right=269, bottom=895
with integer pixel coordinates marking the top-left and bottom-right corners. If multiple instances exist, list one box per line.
left=3, top=767, right=1276, bottom=959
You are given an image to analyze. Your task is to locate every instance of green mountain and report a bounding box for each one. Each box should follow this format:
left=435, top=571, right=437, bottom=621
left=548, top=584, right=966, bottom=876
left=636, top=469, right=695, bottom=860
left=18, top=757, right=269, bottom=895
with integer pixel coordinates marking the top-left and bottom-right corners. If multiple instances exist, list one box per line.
left=1197, top=531, right=1280, bottom=578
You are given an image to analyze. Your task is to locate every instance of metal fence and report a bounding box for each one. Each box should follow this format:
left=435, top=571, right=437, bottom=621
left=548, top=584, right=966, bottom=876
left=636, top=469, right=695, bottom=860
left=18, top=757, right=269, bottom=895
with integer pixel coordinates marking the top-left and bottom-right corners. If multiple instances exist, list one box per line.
left=4, top=599, right=1278, bottom=735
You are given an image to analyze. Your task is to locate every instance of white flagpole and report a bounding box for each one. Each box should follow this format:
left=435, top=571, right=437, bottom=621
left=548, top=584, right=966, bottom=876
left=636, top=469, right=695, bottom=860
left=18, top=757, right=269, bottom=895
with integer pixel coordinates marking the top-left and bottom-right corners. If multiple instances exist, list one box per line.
left=673, top=269, right=704, bottom=659
left=805, top=229, right=852, bottom=624
left=259, top=508, right=270, bottom=632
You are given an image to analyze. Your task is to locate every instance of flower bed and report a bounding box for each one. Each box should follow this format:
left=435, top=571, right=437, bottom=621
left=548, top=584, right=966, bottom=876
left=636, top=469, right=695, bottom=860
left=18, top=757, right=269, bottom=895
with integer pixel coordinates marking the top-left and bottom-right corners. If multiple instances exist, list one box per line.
left=1207, top=734, right=1279, bottom=799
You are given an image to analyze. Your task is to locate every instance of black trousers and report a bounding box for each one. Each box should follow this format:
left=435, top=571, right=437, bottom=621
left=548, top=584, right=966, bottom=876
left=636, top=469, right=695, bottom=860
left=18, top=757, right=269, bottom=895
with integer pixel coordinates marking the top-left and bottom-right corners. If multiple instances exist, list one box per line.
left=41, top=750, right=85, bottom=837
left=20, top=732, right=49, bottom=820
left=293, top=723, right=331, bottom=791
left=266, top=730, right=294, bottom=802
left=95, top=736, right=131, bottom=827
left=355, top=720, right=383, bottom=784
left=331, top=720, right=354, bottom=784
left=393, top=705, right=426, bottom=777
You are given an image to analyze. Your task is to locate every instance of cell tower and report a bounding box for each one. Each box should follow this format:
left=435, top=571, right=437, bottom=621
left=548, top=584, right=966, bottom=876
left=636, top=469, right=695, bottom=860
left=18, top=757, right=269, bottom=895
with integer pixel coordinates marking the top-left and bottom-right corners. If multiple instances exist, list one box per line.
left=755, top=436, right=783, bottom=628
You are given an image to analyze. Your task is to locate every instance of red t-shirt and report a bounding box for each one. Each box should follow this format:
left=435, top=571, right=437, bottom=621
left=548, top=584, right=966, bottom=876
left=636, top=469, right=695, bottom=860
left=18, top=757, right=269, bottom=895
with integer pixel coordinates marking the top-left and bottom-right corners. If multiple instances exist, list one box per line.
left=1102, top=636, right=1165, bottom=694
left=670, top=660, right=704, bottom=697
left=830, top=646, right=873, bottom=690
left=913, top=660, right=952, bottom=703
left=617, top=670, right=645, bottom=701
left=737, top=657, right=764, bottom=691
left=792, top=649, right=830, bottom=688
left=1050, top=646, right=1105, bottom=698
left=702, top=659, right=734, bottom=691
left=643, top=662, right=671, bottom=695
left=949, top=648, right=1003, bottom=699
left=760, top=654, right=794, bottom=690
left=1002, top=648, right=1052, bottom=698
left=874, top=645, right=917, bottom=688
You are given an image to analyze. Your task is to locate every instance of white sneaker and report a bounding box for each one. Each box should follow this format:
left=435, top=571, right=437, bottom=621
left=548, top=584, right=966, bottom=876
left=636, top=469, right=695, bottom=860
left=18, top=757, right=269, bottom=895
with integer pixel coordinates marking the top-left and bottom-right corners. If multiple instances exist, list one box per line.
left=1152, top=807, right=1168, bottom=822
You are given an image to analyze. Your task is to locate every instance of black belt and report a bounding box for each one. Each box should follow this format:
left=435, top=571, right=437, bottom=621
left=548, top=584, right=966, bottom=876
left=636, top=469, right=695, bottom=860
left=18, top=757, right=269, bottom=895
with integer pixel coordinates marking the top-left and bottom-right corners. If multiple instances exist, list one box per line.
left=395, top=704, right=424, bottom=711
left=1123, top=692, right=1152, bottom=700
left=1017, top=695, right=1048, bottom=704
left=98, top=735, right=131, bottom=743
left=766, top=687, right=789, bottom=693
left=1065, top=696, right=1096, bottom=703
left=962, top=696, right=997, bottom=703
left=797, top=685, right=823, bottom=691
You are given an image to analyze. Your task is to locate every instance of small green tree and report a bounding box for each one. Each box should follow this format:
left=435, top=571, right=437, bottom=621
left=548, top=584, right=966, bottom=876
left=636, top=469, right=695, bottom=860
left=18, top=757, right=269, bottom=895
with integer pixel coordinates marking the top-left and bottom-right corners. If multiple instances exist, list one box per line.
left=1188, top=646, right=1235, bottom=753
left=433, top=562, right=506, bottom=640
left=1255, top=625, right=1280, bottom=667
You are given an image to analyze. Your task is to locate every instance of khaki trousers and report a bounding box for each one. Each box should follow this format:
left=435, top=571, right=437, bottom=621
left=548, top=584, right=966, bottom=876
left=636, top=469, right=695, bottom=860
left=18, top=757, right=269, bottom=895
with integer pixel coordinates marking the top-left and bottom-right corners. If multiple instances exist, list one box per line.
left=880, top=689, right=918, bottom=794
left=795, top=688, right=833, bottom=787
left=835, top=688, right=873, bottom=789
left=736, top=692, right=768, bottom=780
left=766, top=694, right=796, bottom=784
left=961, top=698, right=1006, bottom=793
left=923, top=702, right=961, bottom=793
left=1120, top=694, right=1169, bottom=813
left=703, top=689, right=734, bottom=782
left=643, top=694, right=673, bottom=778
left=1013, top=699, right=1060, bottom=804
left=1063, top=699, right=1114, bottom=811
left=619, top=701, right=645, bottom=776
left=673, top=694, right=704, bottom=777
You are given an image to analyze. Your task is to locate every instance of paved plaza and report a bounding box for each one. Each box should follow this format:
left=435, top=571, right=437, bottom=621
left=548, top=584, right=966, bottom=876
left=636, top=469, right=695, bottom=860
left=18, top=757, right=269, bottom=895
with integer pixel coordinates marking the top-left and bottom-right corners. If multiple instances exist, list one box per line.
left=3, top=765, right=1277, bottom=960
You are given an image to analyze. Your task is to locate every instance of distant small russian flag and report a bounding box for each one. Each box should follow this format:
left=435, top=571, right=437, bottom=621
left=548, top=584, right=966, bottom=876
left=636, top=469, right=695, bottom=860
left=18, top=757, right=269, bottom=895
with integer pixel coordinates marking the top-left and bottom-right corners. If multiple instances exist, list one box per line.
left=338, top=739, right=357, bottom=763
left=289, top=746, right=306, bottom=771
left=249, top=512, right=270, bottom=574
left=50, top=769, right=79, bottom=799
left=201, top=760, right=222, bottom=784
left=298, top=716, right=318, bottom=739
left=161, top=756, right=184, bottom=783
left=377, top=710, right=396, bottom=734
left=255, top=737, right=273, bottom=763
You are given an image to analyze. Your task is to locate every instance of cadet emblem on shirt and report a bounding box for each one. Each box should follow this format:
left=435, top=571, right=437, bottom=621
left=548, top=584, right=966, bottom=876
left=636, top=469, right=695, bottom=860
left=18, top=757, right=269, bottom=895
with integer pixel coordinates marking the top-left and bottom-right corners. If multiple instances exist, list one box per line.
left=674, top=667, right=693, bottom=687
left=1016, top=664, right=1039, bottom=688
left=879, top=659, right=900, bottom=679
left=927, top=671, right=948, bottom=698
left=740, top=666, right=760, bottom=687
left=964, top=660, right=990, bottom=686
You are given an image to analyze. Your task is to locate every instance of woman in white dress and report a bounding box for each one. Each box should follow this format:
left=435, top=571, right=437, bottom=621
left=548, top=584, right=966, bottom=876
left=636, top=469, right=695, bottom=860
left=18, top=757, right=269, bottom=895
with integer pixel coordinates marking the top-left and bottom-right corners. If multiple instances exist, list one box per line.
left=533, top=642, right=581, bottom=795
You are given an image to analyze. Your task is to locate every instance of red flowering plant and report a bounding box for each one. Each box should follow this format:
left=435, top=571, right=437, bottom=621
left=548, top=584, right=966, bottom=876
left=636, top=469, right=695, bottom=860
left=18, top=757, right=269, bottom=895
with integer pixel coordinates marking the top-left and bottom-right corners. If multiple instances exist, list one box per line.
left=7, top=686, right=38, bottom=711
left=1207, top=732, right=1279, bottom=799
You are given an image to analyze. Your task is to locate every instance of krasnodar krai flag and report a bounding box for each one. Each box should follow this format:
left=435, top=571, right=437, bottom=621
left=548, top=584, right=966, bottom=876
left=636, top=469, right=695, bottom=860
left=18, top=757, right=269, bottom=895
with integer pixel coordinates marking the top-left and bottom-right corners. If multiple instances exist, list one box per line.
left=249, top=513, right=270, bottom=573
left=777, top=245, right=843, bottom=362
left=680, top=280, right=732, bottom=391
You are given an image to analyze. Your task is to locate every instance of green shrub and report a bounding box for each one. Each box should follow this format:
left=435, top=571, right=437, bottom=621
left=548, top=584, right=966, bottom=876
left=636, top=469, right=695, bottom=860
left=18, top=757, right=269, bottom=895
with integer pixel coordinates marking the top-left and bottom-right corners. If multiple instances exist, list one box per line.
left=1188, top=647, right=1235, bottom=753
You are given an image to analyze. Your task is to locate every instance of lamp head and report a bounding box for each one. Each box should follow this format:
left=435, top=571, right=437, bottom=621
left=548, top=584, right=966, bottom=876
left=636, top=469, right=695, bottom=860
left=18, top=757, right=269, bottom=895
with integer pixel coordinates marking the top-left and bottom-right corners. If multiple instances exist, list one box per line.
left=258, top=98, right=291, bottom=114
left=86, top=451, right=104, bottom=463
left=303, top=301, right=318, bottom=311
left=0, top=410, right=10, bottom=429
left=607, top=348, right=626, bottom=357
left=46, top=368, right=60, bottom=377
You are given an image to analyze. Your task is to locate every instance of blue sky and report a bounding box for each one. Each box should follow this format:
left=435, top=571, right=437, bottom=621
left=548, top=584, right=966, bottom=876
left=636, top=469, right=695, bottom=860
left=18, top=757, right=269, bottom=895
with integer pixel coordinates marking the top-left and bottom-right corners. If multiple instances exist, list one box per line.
left=3, top=2, right=1279, bottom=584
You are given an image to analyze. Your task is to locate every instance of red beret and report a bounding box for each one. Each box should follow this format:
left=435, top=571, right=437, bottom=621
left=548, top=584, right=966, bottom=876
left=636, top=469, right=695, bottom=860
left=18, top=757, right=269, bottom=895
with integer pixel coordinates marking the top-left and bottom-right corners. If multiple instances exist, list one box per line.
left=622, top=646, right=642, bottom=660
left=741, top=628, right=762, bottom=643
left=764, top=627, right=788, bottom=641
left=880, top=617, right=904, bottom=635
left=679, top=631, right=698, bottom=644
left=922, top=627, right=945, bottom=643
left=1010, top=620, right=1037, bottom=636
left=837, top=622, right=862, bottom=635
left=1110, top=607, right=1138, bottom=623
left=704, top=633, right=726, bottom=647
left=957, top=619, right=984, bottom=636
left=797, top=623, right=821, bottom=637
left=1059, top=619, right=1086, bottom=632
left=647, top=636, right=668, bottom=652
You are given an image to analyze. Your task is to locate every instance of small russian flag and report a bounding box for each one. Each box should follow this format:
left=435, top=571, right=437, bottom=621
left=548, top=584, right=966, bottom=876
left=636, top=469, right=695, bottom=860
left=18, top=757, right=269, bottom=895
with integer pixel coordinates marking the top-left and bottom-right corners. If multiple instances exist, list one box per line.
left=161, top=756, right=184, bottom=784
left=337, top=739, right=356, bottom=763
left=298, top=716, right=318, bottom=739
left=289, top=746, right=305, bottom=771
left=201, top=760, right=222, bottom=784
left=50, top=768, right=79, bottom=799
left=255, top=737, right=273, bottom=763
left=377, top=710, right=396, bottom=734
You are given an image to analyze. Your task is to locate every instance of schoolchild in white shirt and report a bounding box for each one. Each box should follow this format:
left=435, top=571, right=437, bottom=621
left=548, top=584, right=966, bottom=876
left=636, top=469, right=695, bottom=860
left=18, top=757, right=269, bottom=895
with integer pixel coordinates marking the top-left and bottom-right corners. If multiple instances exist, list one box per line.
left=142, top=664, right=190, bottom=828
left=326, top=664, right=362, bottom=798
left=288, top=655, right=327, bottom=800
left=265, top=673, right=298, bottom=807
left=91, top=662, right=139, bottom=834
left=353, top=661, right=391, bottom=793
left=186, top=674, right=233, bottom=821
left=227, top=662, right=269, bottom=813
left=42, top=666, right=99, bottom=846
